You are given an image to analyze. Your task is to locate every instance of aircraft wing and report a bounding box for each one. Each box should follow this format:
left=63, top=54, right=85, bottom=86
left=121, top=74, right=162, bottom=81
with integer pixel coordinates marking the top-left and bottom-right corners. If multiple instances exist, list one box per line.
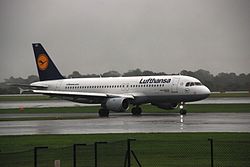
left=33, top=90, right=134, bottom=99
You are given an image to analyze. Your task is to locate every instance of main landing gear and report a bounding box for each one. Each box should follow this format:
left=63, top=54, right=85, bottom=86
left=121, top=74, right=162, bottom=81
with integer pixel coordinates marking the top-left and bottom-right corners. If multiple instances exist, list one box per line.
left=179, top=102, right=187, bottom=115
left=131, top=106, right=142, bottom=116
left=99, top=108, right=109, bottom=117
left=98, top=107, right=142, bottom=117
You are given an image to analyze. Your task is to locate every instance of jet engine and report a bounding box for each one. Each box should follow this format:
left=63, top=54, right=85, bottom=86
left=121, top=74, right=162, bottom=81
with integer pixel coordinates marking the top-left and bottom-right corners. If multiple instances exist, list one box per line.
left=151, top=102, right=178, bottom=110
left=105, top=98, right=129, bottom=112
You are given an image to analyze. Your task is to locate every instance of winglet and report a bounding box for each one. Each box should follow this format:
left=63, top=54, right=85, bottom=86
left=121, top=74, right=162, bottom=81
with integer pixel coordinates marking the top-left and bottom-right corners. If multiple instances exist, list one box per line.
left=32, top=43, right=65, bottom=81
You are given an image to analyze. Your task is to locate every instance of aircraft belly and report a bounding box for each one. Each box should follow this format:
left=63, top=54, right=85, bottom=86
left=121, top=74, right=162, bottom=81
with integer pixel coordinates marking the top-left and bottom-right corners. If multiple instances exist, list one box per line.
left=134, top=94, right=208, bottom=104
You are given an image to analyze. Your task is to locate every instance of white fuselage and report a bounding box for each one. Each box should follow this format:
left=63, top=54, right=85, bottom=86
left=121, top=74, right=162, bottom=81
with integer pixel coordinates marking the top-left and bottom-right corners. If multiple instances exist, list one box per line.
left=31, top=75, right=210, bottom=105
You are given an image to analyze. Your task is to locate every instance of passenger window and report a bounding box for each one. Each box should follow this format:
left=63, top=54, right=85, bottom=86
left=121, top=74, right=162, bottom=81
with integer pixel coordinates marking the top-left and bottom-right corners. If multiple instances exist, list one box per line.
left=186, top=82, right=190, bottom=87
left=190, top=82, right=194, bottom=86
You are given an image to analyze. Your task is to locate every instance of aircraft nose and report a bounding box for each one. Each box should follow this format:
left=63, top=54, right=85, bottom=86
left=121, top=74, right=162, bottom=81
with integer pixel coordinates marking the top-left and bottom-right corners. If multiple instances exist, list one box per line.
left=201, top=86, right=211, bottom=98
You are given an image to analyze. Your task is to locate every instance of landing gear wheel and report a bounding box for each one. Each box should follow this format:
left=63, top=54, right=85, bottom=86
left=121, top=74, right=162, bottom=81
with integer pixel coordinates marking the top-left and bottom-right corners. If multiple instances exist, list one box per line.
left=131, top=106, right=142, bottom=116
left=99, top=108, right=109, bottom=117
left=180, top=109, right=187, bottom=115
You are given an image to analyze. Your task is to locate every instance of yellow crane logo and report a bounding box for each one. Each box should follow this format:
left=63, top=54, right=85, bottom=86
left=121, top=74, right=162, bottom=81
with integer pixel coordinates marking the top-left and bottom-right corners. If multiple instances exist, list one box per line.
left=37, top=54, right=49, bottom=71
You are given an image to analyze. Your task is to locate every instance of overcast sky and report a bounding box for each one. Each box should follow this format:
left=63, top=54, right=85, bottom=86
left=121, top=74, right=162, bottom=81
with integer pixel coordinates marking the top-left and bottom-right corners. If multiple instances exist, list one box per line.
left=0, top=0, right=249, bottom=81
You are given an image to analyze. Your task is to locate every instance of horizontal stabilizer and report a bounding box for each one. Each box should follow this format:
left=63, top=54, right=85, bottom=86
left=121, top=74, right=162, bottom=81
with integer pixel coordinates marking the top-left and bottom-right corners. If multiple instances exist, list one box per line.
left=7, top=83, right=48, bottom=89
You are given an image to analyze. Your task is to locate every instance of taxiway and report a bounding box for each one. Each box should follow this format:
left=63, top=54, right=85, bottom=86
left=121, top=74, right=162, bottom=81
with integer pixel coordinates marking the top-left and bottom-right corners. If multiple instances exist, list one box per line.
left=0, top=113, right=249, bottom=135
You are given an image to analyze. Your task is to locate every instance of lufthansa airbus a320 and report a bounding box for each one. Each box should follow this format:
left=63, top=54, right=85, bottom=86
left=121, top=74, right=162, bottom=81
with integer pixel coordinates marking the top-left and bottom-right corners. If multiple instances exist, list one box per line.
left=28, top=43, right=210, bottom=117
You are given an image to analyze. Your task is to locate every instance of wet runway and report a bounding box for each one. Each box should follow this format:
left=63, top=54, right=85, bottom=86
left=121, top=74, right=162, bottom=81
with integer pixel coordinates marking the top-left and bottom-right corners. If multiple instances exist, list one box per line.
left=1, top=97, right=250, bottom=109
left=0, top=100, right=98, bottom=109
left=0, top=113, right=249, bottom=135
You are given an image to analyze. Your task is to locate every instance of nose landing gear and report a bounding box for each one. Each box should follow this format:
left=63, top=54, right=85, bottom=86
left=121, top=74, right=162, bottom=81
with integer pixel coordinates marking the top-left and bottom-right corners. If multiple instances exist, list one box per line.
left=179, top=103, right=187, bottom=115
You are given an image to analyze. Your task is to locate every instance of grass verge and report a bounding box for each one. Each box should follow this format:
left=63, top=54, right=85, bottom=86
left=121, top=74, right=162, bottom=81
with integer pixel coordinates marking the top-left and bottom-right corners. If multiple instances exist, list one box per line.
left=210, top=92, right=250, bottom=97
left=0, top=95, right=53, bottom=101
left=0, top=133, right=248, bottom=152
left=0, top=133, right=249, bottom=167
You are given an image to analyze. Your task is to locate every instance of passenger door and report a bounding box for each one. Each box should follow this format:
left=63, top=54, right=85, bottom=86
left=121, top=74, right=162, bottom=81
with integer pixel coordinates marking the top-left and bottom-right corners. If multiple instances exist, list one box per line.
left=171, top=78, right=180, bottom=93
left=55, top=81, right=62, bottom=91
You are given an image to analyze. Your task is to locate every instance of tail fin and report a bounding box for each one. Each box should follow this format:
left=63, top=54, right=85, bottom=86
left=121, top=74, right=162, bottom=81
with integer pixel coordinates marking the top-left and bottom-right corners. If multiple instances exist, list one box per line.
left=32, top=43, right=64, bottom=81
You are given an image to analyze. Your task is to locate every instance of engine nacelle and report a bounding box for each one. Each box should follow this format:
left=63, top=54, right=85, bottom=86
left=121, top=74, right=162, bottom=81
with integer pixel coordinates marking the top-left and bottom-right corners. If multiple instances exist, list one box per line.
left=151, top=102, right=178, bottom=110
left=105, top=98, right=129, bottom=112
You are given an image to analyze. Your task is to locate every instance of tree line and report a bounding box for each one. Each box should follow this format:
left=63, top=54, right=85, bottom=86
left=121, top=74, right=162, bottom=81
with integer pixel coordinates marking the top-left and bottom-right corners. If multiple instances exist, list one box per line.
left=0, top=69, right=249, bottom=94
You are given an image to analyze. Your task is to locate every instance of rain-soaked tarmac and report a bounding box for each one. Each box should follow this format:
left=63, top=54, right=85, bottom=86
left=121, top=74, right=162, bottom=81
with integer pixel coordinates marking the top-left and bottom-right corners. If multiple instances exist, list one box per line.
left=0, top=97, right=250, bottom=135
left=0, top=113, right=249, bottom=135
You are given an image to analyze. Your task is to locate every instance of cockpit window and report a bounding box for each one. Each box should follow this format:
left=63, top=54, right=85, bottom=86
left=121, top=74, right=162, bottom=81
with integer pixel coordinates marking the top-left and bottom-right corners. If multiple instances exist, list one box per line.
left=186, top=82, right=202, bottom=87
left=195, top=82, right=202, bottom=86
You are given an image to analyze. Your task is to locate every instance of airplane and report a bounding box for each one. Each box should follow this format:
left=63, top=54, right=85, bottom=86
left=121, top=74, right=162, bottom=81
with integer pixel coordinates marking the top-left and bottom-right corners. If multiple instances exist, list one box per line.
left=29, top=43, right=210, bottom=117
